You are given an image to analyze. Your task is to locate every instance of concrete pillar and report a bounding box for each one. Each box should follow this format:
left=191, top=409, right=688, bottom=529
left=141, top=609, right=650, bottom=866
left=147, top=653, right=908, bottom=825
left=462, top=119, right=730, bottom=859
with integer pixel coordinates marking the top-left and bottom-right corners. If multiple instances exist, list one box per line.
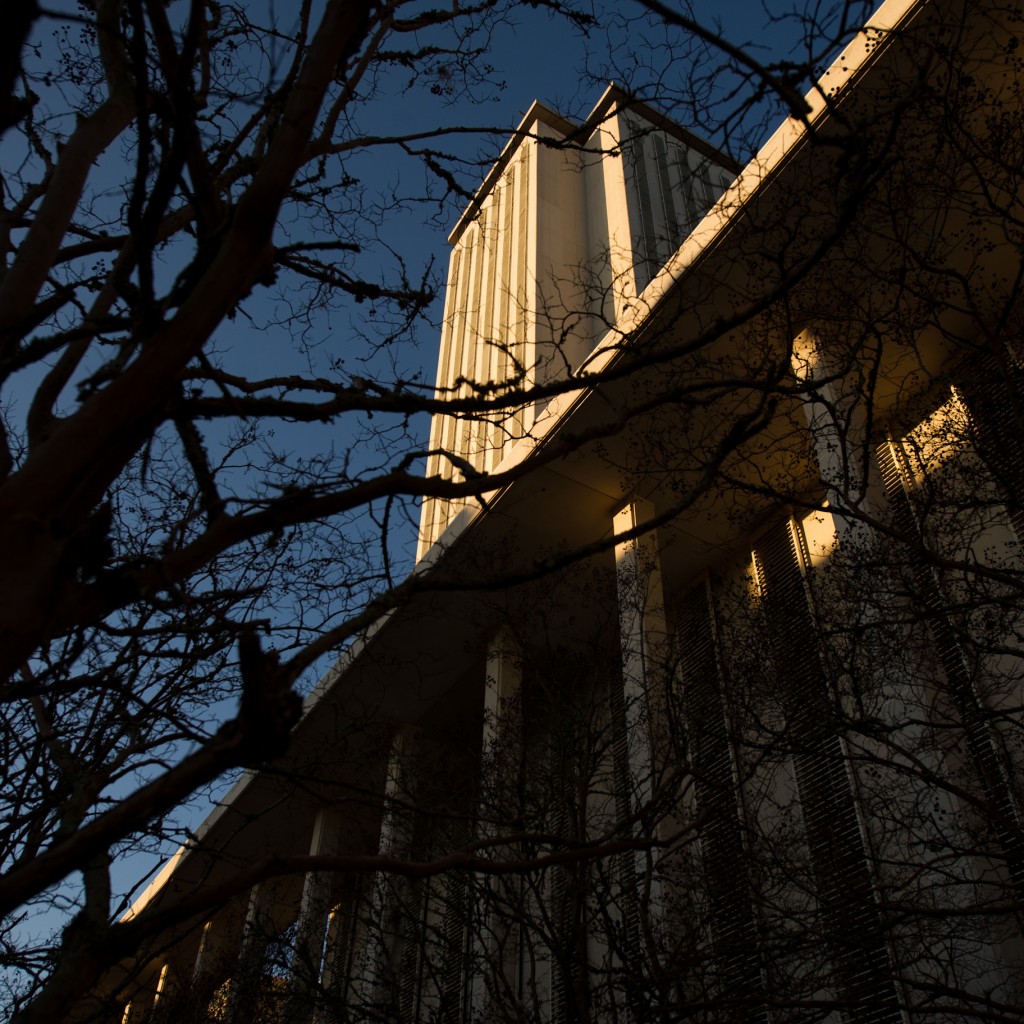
left=184, top=908, right=253, bottom=1024
left=314, top=891, right=361, bottom=1023
left=482, top=627, right=524, bottom=773
left=285, top=807, right=343, bottom=1024
left=191, top=920, right=213, bottom=980
left=614, top=499, right=670, bottom=816
left=153, top=962, right=169, bottom=1005
left=225, top=882, right=275, bottom=1024
left=593, top=114, right=639, bottom=324
left=358, top=725, right=420, bottom=1010
left=791, top=328, right=878, bottom=550
left=471, top=629, right=524, bottom=1009
left=613, top=499, right=670, bottom=944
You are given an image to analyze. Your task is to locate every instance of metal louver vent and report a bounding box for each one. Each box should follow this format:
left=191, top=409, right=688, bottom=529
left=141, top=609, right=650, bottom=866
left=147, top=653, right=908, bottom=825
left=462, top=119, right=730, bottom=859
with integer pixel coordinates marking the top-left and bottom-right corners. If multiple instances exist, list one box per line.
left=440, top=821, right=472, bottom=1023
left=628, top=119, right=658, bottom=292
left=652, top=133, right=681, bottom=255
left=515, top=148, right=529, bottom=374
left=956, top=354, right=1024, bottom=543
left=398, top=816, right=432, bottom=1022
left=607, top=667, right=642, bottom=990
left=753, top=520, right=902, bottom=1024
left=876, top=440, right=1024, bottom=898
left=546, top=737, right=585, bottom=1024
left=676, top=581, right=767, bottom=1024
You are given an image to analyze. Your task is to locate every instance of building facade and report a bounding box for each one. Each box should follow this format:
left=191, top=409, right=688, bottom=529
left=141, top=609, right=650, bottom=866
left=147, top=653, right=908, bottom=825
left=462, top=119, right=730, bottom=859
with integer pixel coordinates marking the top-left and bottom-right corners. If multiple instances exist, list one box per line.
left=418, top=85, right=737, bottom=556
left=107, top=0, right=1024, bottom=1022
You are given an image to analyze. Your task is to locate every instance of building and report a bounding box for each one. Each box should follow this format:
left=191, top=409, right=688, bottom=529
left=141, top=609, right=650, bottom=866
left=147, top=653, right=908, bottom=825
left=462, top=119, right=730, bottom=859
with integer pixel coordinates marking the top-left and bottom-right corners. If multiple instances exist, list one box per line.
left=417, top=83, right=738, bottom=555
left=105, top=0, right=1024, bottom=1021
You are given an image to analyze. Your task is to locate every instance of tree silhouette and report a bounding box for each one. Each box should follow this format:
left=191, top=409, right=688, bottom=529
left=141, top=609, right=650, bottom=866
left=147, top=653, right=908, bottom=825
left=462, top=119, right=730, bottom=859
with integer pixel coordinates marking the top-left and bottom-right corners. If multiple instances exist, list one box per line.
left=3, top=0, right=1023, bottom=1022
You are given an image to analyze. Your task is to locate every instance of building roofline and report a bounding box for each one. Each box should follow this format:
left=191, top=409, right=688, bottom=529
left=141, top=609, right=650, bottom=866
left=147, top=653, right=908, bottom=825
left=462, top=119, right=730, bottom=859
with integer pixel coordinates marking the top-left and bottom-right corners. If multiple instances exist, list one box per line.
left=448, top=82, right=741, bottom=246
left=448, top=99, right=574, bottom=245
left=583, top=83, right=744, bottom=172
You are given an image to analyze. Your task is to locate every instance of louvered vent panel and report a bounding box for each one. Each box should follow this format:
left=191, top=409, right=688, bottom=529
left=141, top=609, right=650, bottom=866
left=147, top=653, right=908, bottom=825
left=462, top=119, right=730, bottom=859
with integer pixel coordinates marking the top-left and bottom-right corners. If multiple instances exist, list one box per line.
left=398, top=815, right=432, bottom=1022
left=673, top=145, right=700, bottom=232
left=877, top=441, right=1024, bottom=897
left=440, top=821, right=472, bottom=1023
left=957, top=354, right=1024, bottom=542
left=628, top=120, right=658, bottom=292
left=607, top=666, right=643, bottom=996
left=677, top=582, right=767, bottom=1024
left=515, top=148, right=529, bottom=374
left=652, top=133, right=681, bottom=253
left=754, top=522, right=902, bottom=1024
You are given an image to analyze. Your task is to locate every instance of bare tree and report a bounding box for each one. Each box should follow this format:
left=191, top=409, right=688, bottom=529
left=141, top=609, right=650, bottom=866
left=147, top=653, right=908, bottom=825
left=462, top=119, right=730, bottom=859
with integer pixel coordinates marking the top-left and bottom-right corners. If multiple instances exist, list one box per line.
left=4, top=0, right=1024, bottom=1022
left=0, top=0, right=604, bottom=1016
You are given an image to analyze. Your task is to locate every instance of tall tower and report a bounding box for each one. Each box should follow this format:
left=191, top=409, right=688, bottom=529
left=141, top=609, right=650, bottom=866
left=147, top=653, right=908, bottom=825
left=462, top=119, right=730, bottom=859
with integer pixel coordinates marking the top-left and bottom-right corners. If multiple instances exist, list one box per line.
left=418, top=85, right=737, bottom=559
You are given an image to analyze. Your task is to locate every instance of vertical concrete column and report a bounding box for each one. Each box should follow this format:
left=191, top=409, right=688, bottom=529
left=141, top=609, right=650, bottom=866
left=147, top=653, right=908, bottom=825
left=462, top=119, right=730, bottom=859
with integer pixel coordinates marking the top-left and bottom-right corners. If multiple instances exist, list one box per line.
left=614, top=499, right=670, bottom=814
left=483, top=627, right=524, bottom=768
left=358, top=724, right=420, bottom=1009
left=789, top=329, right=896, bottom=735
left=121, top=960, right=172, bottom=1022
left=315, top=894, right=359, bottom=1023
left=191, top=920, right=213, bottom=980
left=791, top=329, right=877, bottom=549
left=614, top=499, right=670, bottom=939
left=285, top=806, right=343, bottom=1024
left=150, top=963, right=170, bottom=1017
left=188, top=907, right=251, bottom=1022
left=471, top=629, right=524, bottom=1009
left=595, top=113, right=639, bottom=324
left=225, top=882, right=275, bottom=1024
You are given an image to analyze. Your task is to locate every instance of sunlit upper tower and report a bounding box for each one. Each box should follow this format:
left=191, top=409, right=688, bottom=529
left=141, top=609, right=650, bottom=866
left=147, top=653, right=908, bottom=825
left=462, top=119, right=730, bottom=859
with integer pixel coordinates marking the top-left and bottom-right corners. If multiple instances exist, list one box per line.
left=418, top=85, right=738, bottom=559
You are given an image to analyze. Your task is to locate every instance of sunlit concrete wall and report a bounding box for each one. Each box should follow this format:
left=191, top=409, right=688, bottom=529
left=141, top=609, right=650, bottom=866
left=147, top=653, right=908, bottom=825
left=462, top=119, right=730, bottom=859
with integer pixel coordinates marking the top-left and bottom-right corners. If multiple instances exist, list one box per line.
left=417, top=90, right=737, bottom=560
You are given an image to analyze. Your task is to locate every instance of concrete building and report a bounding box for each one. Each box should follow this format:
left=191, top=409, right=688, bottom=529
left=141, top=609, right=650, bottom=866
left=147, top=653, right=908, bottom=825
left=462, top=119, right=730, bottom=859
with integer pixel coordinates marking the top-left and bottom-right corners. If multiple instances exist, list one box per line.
left=107, top=0, right=1024, bottom=1021
left=418, top=85, right=738, bottom=556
